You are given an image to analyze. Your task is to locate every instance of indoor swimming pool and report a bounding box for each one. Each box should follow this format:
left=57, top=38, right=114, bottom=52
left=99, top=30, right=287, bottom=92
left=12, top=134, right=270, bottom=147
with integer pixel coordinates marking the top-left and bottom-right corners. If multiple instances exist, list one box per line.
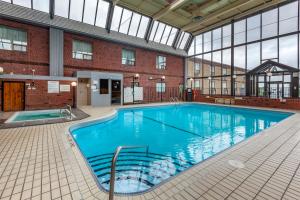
left=70, top=104, right=292, bottom=194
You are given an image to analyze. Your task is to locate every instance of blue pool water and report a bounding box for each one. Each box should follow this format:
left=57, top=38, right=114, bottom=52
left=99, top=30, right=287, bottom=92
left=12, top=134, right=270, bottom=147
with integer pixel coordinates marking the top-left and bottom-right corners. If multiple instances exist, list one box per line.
left=70, top=104, right=292, bottom=194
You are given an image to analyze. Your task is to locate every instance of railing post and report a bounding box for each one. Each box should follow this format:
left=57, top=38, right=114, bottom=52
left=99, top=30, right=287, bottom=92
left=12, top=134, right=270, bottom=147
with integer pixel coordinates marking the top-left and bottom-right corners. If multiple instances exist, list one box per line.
left=108, top=145, right=149, bottom=200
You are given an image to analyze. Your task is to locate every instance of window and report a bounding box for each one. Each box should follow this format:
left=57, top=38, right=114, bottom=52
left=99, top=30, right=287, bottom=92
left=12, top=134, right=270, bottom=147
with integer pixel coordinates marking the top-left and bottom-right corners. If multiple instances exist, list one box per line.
left=156, top=83, right=166, bottom=93
left=195, top=34, right=203, bottom=54
left=222, top=24, right=231, bottom=48
left=0, top=26, right=27, bottom=52
left=156, top=55, right=166, bottom=69
left=262, top=39, right=277, bottom=61
left=122, top=49, right=135, bottom=65
left=72, top=40, right=92, bottom=60
left=234, top=46, right=246, bottom=74
left=211, top=66, right=215, bottom=76
left=279, top=1, right=298, bottom=35
left=262, top=8, right=278, bottom=39
left=247, top=14, right=261, bottom=42
left=247, top=43, right=260, bottom=71
left=195, top=80, right=200, bottom=89
left=100, top=79, right=109, bottom=94
left=279, top=35, right=297, bottom=68
left=213, top=28, right=221, bottom=50
left=234, top=20, right=246, bottom=45
left=222, top=68, right=228, bottom=76
left=203, top=32, right=211, bottom=52
left=194, top=63, right=201, bottom=77
left=211, top=80, right=216, bottom=95
left=222, top=82, right=228, bottom=95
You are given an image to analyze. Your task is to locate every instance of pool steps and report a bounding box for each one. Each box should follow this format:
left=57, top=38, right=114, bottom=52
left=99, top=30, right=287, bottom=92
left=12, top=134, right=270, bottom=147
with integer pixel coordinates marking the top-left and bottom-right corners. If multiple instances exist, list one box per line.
left=86, top=151, right=194, bottom=191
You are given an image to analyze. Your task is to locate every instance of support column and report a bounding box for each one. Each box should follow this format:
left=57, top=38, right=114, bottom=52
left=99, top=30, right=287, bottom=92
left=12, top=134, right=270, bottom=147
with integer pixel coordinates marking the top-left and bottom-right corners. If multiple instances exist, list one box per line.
left=49, top=28, right=64, bottom=76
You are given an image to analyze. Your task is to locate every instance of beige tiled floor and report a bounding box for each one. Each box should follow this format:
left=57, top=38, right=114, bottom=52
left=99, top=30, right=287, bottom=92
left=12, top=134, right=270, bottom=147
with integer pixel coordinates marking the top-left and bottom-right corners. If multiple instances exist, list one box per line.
left=0, top=103, right=300, bottom=200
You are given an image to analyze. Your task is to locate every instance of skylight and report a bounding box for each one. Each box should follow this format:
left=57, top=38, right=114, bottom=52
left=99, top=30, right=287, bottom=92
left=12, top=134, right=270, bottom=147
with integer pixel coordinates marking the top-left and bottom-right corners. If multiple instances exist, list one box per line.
left=54, top=0, right=110, bottom=28
left=149, top=21, right=179, bottom=46
left=1, top=0, right=192, bottom=51
left=176, top=31, right=191, bottom=50
left=110, top=6, right=150, bottom=38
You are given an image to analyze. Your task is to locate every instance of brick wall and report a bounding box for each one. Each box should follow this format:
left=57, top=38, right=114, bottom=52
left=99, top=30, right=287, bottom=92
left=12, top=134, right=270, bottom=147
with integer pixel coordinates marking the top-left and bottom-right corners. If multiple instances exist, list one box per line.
left=0, top=19, right=49, bottom=76
left=0, top=79, right=74, bottom=111
left=0, top=19, right=185, bottom=110
left=63, top=33, right=185, bottom=88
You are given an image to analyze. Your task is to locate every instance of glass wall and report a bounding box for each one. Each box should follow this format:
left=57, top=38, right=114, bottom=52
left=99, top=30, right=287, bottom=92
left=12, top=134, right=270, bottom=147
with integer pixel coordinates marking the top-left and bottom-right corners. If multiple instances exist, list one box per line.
left=188, top=0, right=300, bottom=96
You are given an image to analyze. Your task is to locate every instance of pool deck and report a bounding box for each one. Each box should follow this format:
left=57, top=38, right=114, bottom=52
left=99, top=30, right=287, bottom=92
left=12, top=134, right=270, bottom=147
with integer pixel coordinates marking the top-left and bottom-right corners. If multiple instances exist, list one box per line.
left=0, top=103, right=300, bottom=200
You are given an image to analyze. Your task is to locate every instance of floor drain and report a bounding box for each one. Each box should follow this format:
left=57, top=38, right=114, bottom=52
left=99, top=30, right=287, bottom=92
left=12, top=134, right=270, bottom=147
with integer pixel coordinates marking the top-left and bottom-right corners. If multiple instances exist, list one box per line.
left=228, top=160, right=245, bottom=169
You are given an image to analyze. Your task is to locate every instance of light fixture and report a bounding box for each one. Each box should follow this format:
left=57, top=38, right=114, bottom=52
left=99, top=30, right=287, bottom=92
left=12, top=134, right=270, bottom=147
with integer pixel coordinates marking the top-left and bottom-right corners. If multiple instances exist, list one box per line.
left=71, top=82, right=77, bottom=87
left=190, top=78, right=193, bottom=81
left=161, top=76, right=165, bottom=80
left=232, top=74, right=237, bottom=79
left=208, top=76, right=212, bottom=80
left=135, top=73, right=139, bottom=78
left=0, top=67, right=4, bottom=74
left=149, top=76, right=153, bottom=80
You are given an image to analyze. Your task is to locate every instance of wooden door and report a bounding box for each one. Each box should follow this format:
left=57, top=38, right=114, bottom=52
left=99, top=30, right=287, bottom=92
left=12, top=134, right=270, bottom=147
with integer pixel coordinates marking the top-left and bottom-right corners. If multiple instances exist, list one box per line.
left=3, top=82, right=25, bottom=112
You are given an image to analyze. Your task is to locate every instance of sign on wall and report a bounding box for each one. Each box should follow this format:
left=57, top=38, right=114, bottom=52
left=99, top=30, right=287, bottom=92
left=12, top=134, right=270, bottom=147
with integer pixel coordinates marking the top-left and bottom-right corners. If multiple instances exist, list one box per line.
left=60, top=84, right=71, bottom=92
left=48, top=81, right=59, bottom=93
left=124, top=87, right=143, bottom=103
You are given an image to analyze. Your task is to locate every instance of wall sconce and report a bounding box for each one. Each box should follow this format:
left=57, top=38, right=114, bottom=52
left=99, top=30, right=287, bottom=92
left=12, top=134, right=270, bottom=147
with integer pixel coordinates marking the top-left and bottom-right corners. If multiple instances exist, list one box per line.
left=0, top=67, right=4, bottom=75
left=232, top=74, right=237, bottom=79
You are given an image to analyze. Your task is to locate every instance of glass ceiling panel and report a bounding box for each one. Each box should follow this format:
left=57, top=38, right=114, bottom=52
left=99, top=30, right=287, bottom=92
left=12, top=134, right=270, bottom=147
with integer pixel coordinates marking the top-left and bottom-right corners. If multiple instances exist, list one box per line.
left=160, top=25, right=172, bottom=44
left=136, top=16, right=149, bottom=38
left=55, top=0, right=69, bottom=18
left=176, top=32, right=184, bottom=48
left=83, top=0, right=98, bottom=25
left=154, top=23, right=165, bottom=43
left=166, top=27, right=178, bottom=46
left=111, top=6, right=123, bottom=31
left=119, top=9, right=132, bottom=34
left=149, top=21, right=179, bottom=47
left=95, top=0, right=109, bottom=28
left=3, top=0, right=191, bottom=49
left=33, top=0, right=49, bottom=12
left=178, top=32, right=190, bottom=49
left=128, top=13, right=141, bottom=36
left=69, top=0, right=84, bottom=21
left=14, top=0, right=31, bottom=8
left=149, top=21, right=159, bottom=41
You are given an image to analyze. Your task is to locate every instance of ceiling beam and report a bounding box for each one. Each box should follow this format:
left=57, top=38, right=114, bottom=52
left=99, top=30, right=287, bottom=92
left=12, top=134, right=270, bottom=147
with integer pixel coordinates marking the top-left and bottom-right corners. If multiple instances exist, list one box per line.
left=112, top=0, right=119, bottom=6
left=152, top=0, right=188, bottom=20
left=192, top=0, right=220, bottom=16
left=192, top=0, right=285, bottom=35
left=182, top=0, right=257, bottom=32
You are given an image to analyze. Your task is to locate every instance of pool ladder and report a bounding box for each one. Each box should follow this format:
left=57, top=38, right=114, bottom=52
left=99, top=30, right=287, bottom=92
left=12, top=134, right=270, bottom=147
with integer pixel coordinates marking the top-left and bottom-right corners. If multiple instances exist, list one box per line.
left=109, top=145, right=149, bottom=200
left=170, top=97, right=180, bottom=106
left=60, top=104, right=73, bottom=120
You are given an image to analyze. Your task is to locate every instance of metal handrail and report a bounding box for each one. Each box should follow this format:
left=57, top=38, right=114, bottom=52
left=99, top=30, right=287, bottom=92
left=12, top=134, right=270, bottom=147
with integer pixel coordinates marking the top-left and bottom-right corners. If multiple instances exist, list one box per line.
left=109, top=145, right=149, bottom=200
left=66, top=104, right=72, bottom=120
